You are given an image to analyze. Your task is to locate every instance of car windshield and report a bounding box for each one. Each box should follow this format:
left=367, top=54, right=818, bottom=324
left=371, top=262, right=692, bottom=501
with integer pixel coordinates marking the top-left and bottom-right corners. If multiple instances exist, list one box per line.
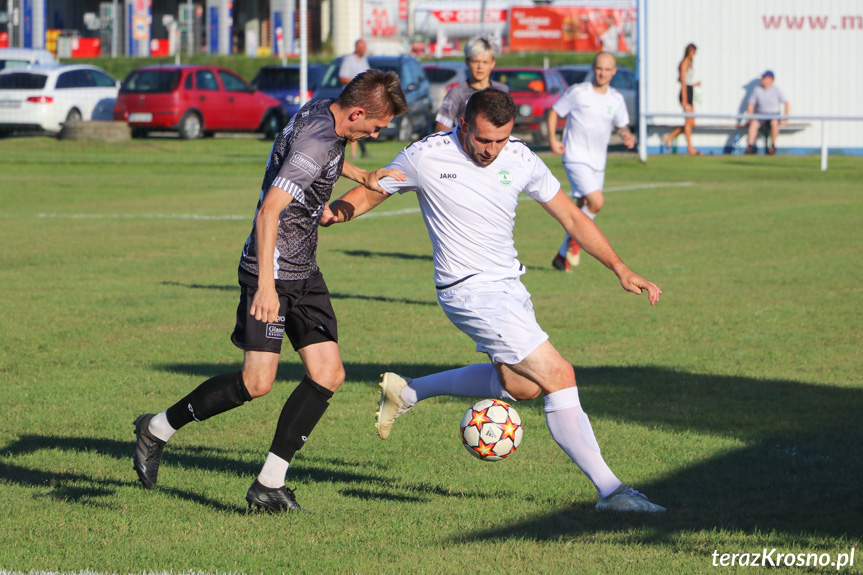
left=490, top=71, right=545, bottom=93
left=559, top=69, right=589, bottom=85
left=318, top=63, right=342, bottom=90
left=121, top=70, right=181, bottom=93
left=253, top=68, right=300, bottom=90
left=424, top=68, right=460, bottom=83
left=0, top=73, right=48, bottom=89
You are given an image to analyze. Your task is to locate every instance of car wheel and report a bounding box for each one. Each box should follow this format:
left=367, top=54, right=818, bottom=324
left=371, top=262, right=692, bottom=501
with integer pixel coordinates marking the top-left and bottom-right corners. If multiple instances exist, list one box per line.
left=261, top=110, right=283, bottom=140
left=178, top=111, right=203, bottom=140
left=398, top=115, right=414, bottom=141
left=65, top=108, right=83, bottom=124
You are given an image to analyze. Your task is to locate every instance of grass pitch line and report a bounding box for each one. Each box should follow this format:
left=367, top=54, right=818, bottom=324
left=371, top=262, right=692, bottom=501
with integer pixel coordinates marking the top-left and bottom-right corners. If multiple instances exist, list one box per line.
left=31, top=182, right=694, bottom=222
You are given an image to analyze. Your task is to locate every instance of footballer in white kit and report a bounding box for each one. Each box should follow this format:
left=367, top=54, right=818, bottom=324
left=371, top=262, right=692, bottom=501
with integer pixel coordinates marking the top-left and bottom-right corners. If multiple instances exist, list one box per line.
left=324, top=89, right=665, bottom=512
left=548, top=52, right=634, bottom=272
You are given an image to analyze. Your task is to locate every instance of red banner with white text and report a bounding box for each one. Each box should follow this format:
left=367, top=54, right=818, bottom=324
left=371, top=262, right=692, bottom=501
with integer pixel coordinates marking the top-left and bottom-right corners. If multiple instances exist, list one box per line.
left=509, top=6, right=635, bottom=53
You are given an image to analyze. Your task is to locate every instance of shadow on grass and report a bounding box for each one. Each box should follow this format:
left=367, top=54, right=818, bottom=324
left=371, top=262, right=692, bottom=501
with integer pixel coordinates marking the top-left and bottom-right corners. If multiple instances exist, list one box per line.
left=453, top=366, right=863, bottom=543
left=337, top=249, right=432, bottom=262
left=2, top=365, right=860, bottom=539
left=158, top=281, right=435, bottom=306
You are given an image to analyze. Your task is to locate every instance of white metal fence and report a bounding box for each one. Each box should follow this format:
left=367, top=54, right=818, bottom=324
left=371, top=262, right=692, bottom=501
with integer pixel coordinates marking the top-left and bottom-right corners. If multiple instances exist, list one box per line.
left=638, top=113, right=863, bottom=171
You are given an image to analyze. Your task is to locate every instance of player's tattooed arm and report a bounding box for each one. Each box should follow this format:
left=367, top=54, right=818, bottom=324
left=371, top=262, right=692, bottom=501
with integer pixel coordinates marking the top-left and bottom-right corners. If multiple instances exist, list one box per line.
left=321, top=185, right=391, bottom=226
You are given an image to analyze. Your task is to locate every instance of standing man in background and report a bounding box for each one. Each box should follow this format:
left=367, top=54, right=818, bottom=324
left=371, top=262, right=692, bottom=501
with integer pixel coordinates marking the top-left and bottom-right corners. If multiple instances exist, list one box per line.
left=547, top=51, right=635, bottom=272
left=434, top=35, right=509, bottom=133
left=340, top=39, right=371, bottom=158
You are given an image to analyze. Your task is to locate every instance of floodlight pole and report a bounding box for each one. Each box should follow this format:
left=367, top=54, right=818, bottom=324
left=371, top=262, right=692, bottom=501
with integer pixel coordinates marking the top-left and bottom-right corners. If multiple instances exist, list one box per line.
left=637, top=0, right=647, bottom=163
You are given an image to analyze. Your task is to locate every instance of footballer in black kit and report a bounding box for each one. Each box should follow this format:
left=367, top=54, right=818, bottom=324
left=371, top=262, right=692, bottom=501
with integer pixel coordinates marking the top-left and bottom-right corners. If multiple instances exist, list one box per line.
left=132, top=69, right=408, bottom=512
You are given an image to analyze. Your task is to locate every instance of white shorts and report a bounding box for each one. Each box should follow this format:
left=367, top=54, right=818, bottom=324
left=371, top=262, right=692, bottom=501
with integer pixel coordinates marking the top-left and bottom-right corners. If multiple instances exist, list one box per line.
left=564, top=162, right=605, bottom=199
left=437, top=277, right=549, bottom=365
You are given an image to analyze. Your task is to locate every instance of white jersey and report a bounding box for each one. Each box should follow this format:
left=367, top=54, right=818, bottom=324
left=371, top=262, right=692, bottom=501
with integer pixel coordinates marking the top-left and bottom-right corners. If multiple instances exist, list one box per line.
left=380, top=129, right=560, bottom=287
left=552, top=82, right=629, bottom=171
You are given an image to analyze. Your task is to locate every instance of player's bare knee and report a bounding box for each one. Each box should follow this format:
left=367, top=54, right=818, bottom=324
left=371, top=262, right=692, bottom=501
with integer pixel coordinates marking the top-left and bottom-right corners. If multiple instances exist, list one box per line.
left=242, top=374, right=275, bottom=398
left=307, top=365, right=345, bottom=393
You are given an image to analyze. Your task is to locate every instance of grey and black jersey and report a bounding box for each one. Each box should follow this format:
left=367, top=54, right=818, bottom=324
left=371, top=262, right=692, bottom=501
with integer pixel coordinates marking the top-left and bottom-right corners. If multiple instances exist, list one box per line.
left=239, top=99, right=346, bottom=281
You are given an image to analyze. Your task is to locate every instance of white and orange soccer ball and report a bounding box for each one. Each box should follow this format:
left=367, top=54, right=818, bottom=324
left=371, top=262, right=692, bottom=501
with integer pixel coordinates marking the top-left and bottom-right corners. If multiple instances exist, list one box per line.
left=460, top=399, right=523, bottom=461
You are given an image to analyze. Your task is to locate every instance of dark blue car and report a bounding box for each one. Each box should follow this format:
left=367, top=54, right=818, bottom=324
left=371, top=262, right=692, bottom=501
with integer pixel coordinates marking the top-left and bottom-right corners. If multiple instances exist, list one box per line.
left=251, top=64, right=327, bottom=119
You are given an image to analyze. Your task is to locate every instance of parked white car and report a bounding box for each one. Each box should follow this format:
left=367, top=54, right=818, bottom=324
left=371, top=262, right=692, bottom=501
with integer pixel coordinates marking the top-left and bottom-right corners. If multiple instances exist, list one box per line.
left=0, top=64, right=120, bottom=135
left=0, top=48, right=57, bottom=71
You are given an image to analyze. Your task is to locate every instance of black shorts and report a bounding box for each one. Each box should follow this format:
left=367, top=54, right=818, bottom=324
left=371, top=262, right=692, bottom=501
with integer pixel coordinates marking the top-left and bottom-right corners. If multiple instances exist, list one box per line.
left=679, top=85, right=694, bottom=106
left=231, top=268, right=338, bottom=353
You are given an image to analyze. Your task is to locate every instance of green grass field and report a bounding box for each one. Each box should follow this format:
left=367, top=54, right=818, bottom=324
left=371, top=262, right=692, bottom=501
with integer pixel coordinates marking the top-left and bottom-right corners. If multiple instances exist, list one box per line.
left=0, top=135, right=860, bottom=574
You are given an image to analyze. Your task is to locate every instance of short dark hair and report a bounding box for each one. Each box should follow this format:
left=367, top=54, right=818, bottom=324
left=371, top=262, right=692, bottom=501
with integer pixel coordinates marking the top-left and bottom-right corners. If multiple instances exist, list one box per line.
left=463, top=89, right=516, bottom=128
left=337, top=69, right=409, bottom=120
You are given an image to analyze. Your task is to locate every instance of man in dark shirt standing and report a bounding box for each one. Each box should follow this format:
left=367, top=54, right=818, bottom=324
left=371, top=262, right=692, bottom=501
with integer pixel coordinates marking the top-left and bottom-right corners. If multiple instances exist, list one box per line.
left=132, top=70, right=408, bottom=512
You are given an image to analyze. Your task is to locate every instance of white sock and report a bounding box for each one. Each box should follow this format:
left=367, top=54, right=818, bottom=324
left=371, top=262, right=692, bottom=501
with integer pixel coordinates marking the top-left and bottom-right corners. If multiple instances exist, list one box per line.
left=401, top=364, right=516, bottom=404
left=581, top=205, right=597, bottom=220
left=257, top=452, right=290, bottom=489
left=148, top=411, right=177, bottom=443
left=544, top=387, right=622, bottom=498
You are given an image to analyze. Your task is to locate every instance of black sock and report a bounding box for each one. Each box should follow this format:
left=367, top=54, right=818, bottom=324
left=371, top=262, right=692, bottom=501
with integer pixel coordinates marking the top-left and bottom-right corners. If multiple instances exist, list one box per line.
left=165, top=371, right=252, bottom=430
left=269, top=376, right=333, bottom=463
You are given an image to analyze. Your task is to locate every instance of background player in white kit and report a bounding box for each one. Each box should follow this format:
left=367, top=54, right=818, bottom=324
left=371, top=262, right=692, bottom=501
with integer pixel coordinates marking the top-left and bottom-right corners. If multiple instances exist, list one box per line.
left=547, top=52, right=635, bottom=272
left=322, top=90, right=665, bottom=512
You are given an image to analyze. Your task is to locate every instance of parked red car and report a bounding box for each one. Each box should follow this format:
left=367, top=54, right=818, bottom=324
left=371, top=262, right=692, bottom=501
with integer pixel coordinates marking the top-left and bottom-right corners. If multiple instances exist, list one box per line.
left=489, top=67, right=568, bottom=145
left=113, top=65, right=286, bottom=139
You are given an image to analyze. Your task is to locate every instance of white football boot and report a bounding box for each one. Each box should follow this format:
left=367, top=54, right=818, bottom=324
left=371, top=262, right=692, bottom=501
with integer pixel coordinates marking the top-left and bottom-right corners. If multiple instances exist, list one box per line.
left=376, top=372, right=413, bottom=439
left=595, top=485, right=667, bottom=512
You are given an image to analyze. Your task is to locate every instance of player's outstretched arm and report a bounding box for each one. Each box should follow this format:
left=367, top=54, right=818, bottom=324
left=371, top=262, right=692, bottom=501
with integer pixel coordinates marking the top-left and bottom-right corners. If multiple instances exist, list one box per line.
left=320, top=185, right=391, bottom=227
left=341, top=161, right=406, bottom=193
left=540, top=190, right=662, bottom=305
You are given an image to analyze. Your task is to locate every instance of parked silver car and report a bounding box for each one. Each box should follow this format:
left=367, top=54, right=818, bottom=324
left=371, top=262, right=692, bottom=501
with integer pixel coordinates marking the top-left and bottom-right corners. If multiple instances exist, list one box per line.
left=422, top=61, right=468, bottom=112
left=553, top=64, right=592, bottom=88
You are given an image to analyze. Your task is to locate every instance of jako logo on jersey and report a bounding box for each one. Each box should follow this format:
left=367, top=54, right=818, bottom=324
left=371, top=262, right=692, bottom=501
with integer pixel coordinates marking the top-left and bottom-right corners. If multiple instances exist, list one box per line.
left=497, top=169, right=513, bottom=186
left=440, top=173, right=457, bottom=179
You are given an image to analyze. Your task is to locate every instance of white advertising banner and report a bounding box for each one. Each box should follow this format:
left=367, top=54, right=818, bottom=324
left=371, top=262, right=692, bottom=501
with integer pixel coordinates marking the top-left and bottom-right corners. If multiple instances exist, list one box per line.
left=644, top=0, right=862, bottom=152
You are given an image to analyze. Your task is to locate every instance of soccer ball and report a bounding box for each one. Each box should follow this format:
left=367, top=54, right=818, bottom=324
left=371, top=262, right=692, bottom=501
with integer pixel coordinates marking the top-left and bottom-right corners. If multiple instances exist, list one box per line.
left=460, top=399, right=523, bottom=461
